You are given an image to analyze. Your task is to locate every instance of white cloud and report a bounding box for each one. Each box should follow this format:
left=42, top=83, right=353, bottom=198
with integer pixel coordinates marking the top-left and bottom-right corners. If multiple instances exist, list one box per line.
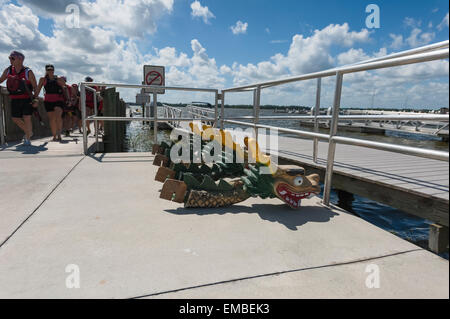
left=0, top=2, right=447, bottom=108
left=265, top=28, right=270, bottom=34
left=404, top=17, right=421, bottom=28
left=270, top=40, right=288, bottom=44
left=231, top=21, right=248, bottom=35
left=230, top=23, right=370, bottom=88
left=0, top=3, right=48, bottom=51
left=337, top=48, right=369, bottom=65
left=220, top=65, right=232, bottom=74
left=401, top=16, right=436, bottom=48
left=389, top=34, right=404, bottom=50
left=437, top=12, right=449, bottom=30
left=18, top=0, right=174, bottom=38
left=190, top=0, right=215, bottom=24
left=406, top=28, right=435, bottom=47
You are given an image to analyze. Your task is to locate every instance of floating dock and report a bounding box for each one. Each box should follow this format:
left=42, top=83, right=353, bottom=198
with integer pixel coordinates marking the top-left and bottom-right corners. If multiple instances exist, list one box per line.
left=0, top=134, right=448, bottom=298
left=298, top=120, right=449, bottom=141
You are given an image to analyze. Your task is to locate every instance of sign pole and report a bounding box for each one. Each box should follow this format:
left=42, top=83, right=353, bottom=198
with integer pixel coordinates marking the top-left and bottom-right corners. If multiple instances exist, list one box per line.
left=153, top=92, right=158, bottom=144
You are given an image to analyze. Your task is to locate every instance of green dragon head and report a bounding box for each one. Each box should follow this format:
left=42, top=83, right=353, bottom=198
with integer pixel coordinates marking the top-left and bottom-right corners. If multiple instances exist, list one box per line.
left=242, top=164, right=320, bottom=209
left=272, top=165, right=321, bottom=209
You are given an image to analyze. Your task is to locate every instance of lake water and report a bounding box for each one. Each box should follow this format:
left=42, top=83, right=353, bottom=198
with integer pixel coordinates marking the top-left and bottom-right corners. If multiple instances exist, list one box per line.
left=125, top=107, right=449, bottom=258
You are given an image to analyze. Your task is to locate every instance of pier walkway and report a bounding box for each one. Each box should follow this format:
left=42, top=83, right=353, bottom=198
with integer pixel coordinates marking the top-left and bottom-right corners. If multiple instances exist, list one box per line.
left=0, top=135, right=448, bottom=298
left=268, top=135, right=449, bottom=225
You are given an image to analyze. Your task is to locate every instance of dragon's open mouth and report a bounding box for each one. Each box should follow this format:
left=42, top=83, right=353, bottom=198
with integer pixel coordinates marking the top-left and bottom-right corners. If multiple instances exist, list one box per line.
left=276, top=184, right=318, bottom=208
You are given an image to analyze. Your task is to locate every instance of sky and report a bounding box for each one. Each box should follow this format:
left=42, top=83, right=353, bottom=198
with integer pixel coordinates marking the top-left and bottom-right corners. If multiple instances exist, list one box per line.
left=0, top=0, right=448, bottom=108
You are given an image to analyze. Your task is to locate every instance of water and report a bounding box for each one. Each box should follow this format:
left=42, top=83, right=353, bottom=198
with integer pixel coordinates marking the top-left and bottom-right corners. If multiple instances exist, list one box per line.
left=125, top=107, right=448, bottom=258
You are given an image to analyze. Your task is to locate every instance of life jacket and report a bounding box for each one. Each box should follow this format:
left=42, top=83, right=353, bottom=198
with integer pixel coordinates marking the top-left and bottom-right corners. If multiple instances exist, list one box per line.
left=44, top=75, right=63, bottom=95
left=6, top=66, right=32, bottom=99
left=86, top=85, right=98, bottom=108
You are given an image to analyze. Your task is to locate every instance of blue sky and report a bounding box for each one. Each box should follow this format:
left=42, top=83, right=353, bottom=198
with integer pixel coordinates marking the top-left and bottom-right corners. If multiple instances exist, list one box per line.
left=1, top=0, right=449, bottom=107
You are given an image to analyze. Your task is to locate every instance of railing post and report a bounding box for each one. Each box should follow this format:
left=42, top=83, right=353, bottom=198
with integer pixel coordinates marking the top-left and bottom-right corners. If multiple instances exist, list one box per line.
left=323, top=72, right=344, bottom=206
left=0, top=94, right=5, bottom=146
left=220, top=92, right=225, bottom=130
left=313, top=78, right=322, bottom=163
left=93, top=91, right=99, bottom=152
left=214, top=91, right=219, bottom=128
left=80, top=83, right=88, bottom=155
left=153, top=92, right=158, bottom=144
left=253, top=86, right=261, bottom=141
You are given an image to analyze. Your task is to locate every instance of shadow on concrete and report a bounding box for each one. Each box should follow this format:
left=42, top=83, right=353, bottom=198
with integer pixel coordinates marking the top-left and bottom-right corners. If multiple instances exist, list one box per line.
left=12, top=142, right=49, bottom=155
left=165, top=203, right=339, bottom=231
left=88, top=153, right=154, bottom=163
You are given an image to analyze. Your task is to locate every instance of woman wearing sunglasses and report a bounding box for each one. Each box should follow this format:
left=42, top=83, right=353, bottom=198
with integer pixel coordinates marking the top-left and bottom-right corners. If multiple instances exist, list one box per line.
left=0, top=51, right=38, bottom=146
left=35, top=64, right=67, bottom=142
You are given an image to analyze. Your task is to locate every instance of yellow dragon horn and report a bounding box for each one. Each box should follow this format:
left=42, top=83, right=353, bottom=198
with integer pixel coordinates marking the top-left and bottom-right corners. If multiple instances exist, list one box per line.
left=189, top=122, right=202, bottom=136
left=244, top=137, right=272, bottom=167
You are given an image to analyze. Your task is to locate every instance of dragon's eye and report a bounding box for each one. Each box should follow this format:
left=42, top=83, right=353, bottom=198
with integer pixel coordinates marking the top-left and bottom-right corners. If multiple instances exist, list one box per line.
left=293, top=176, right=304, bottom=186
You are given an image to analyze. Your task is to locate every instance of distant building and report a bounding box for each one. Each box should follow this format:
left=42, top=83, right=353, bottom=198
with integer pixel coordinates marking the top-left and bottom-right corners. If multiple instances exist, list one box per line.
left=440, top=107, right=449, bottom=114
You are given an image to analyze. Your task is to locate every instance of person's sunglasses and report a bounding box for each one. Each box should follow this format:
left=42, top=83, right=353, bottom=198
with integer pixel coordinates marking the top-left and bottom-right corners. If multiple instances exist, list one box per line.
left=46, top=68, right=54, bottom=71
left=9, top=56, right=15, bottom=61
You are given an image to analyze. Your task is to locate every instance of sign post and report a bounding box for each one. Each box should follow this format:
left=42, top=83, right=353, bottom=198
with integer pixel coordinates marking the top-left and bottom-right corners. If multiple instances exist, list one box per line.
left=143, top=65, right=165, bottom=94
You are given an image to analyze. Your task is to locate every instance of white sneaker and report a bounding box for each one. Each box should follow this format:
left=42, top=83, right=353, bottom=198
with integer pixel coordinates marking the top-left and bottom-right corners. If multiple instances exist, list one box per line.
left=23, top=132, right=33, bottom=141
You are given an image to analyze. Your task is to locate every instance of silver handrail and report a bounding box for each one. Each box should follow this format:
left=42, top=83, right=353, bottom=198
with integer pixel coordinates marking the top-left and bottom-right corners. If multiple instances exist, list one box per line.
left=224, top=119, right=449, bottom=162
left=80, top=83, right=219, bottom=152
left=162, top=105, right=183, bottom=128
left=0, top=93, right=5, bottom=145
left=216, top=115, right=449, bottom=121
left=79, top=40, right=449, bottom=209
left=220, top=43, right=449, bottom=205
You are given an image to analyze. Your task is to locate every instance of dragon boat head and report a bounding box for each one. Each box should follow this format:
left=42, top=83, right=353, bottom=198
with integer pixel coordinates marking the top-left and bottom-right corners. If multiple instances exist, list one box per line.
left=272, top=165, right=321, bottom=209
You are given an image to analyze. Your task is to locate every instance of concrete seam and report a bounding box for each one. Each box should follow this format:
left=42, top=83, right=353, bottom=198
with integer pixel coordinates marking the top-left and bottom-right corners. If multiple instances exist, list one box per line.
left=131, top=248, right=423, bottom=299
left=0, top=156, right=86, bottom=249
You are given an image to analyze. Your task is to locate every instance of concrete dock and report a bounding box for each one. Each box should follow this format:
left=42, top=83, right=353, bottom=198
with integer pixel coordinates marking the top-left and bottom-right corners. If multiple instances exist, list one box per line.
left=0, top=135, right=448, bottom=299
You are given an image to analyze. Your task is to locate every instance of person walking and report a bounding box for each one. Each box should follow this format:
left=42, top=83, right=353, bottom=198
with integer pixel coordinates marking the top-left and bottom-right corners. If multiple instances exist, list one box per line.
left=84, top=76, right=98, bottom=136
left=35, top=65, right=66, bottom=142
left=0, top=51, right=38, bottom=146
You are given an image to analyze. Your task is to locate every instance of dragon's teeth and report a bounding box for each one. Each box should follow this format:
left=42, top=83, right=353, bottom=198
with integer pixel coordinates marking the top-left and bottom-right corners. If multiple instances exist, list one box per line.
left=280, top=191, right=287, bottom=195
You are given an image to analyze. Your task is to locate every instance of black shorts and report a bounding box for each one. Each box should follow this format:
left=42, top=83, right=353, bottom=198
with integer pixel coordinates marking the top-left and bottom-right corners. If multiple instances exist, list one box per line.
left=11, top=98, right=33, bottom=118
left=44, top=101, right=64, bottom=113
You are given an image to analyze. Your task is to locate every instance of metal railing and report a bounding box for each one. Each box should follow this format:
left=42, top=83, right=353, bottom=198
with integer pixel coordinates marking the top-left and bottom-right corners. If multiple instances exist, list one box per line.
left=79, top=40, right=449, bottom=208
left=220, top=41, right=449, bottom=205
left=187, top=104, right=216, bottom=126
left=0, top=93, right=5, bottom=146
left=80, top=83, right=218, bottom=148
left=162, top=105, right=183, bottom=128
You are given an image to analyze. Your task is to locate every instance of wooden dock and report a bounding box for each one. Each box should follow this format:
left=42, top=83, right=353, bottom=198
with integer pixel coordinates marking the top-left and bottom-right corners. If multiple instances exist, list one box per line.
left=298, top=120, right=449, bottom=141
left=262, top=135, right=449, bottom=226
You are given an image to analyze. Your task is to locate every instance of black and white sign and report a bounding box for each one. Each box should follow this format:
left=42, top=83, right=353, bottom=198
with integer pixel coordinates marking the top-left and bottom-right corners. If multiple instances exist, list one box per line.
left=143, top=65, right=165, bottom=94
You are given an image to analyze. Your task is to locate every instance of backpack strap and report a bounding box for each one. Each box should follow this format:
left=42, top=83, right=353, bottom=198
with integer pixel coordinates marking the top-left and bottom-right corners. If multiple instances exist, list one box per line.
left=24, top=67, right=30, bottom=80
